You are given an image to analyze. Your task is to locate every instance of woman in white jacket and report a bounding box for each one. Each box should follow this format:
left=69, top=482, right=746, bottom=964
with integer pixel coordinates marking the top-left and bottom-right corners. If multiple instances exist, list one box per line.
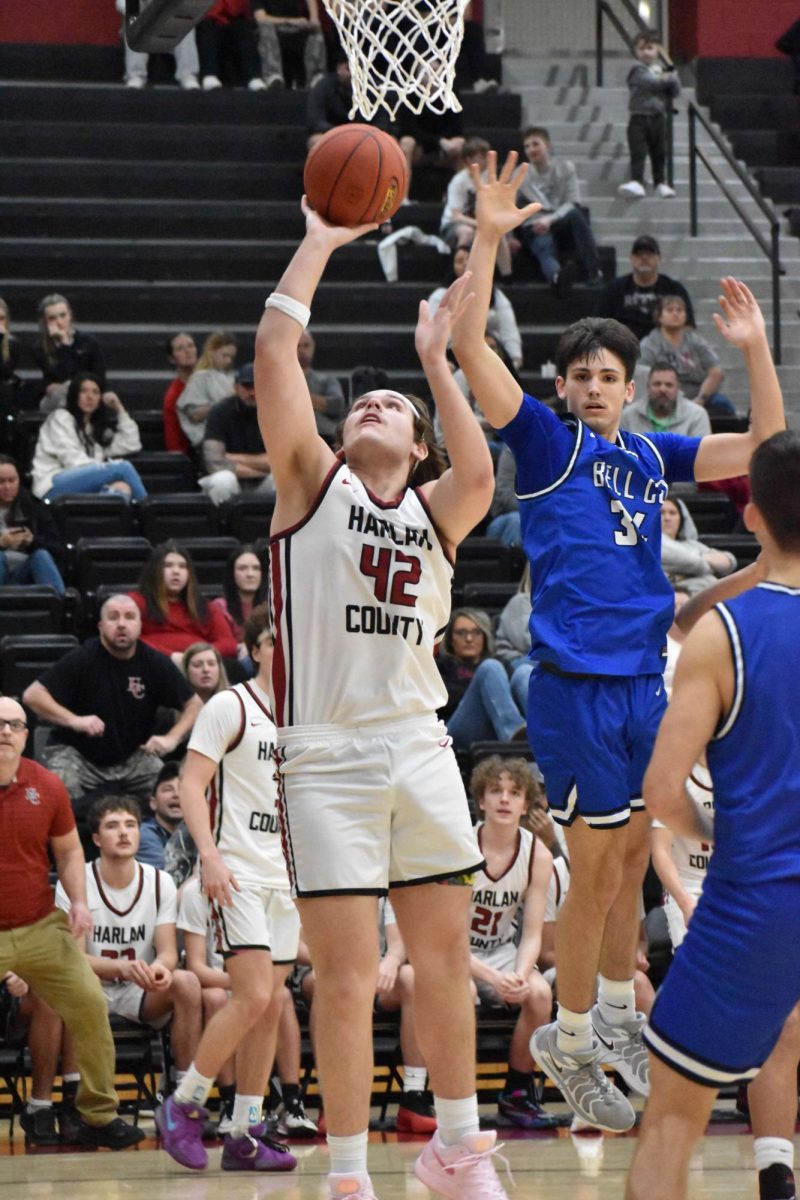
left=660, top=496, right=737, bottom=595
left=32, top=372, right=146, bottom=501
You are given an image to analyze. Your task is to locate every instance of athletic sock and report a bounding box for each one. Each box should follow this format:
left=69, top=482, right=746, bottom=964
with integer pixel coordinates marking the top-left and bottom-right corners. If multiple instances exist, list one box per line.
left=556, top=1004, right=595, bottom=1057
left=230, top=1093, right=263, bottom=1137
left=174, top=1064, right=214, bottom=1108
left=502, top=1066, right=530, bottom=1095
left=597, top=975, right=637, bottom=1025
left=754, top=1137, right=795, bottom=1173
left=403, top=1065, right=427, bottom=1093
left=433, top=1094, right=479, bottom=1146
left=27, top=1099, right=52, bottom=1112
left=327, top=1130, right=369, bottom=1175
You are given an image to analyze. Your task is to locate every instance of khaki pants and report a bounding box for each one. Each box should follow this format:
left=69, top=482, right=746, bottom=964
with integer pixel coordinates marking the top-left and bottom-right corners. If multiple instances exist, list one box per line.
left=0, top=910, right=118, bottom=1125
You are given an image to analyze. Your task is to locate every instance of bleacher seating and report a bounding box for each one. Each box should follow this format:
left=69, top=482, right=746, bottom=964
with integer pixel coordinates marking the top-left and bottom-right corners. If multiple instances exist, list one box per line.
left=177, top=536, right=240, bottom=593
left=128, top=452, right=197, bottom=494
left=0, top=633, right=78, bottom=697
left=71, top=536, right=152, bottom=594
left=0, top=586, right=66, bottom=637
left=48, top=493, right=134, bottom=544
left=221, top=493, right=276, bottom=542
left=138, top=493, right=219, bottom=543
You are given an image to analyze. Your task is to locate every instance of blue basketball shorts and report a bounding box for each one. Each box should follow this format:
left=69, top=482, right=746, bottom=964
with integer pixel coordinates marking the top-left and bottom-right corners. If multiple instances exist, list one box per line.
left=527, top=667, right=666, bottom=828
left=645, top=875, right=800, bottom=1087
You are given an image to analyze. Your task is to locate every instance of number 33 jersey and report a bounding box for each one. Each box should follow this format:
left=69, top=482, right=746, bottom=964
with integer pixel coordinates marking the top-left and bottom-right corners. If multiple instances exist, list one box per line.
left=269, top=461, right=452, bottom=728
left=499, top=394, right=701, bottom=677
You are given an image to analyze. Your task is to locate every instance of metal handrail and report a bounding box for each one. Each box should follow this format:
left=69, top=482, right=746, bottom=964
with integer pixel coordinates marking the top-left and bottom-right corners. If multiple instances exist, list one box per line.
left=688, top=100, right=784, bottom=364
left=594, top=0, right=673, bottom=186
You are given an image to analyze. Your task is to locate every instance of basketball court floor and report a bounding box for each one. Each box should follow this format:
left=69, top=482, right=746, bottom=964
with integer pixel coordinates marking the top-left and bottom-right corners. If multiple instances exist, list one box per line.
left=0, top=1114, right=778, bottom=1198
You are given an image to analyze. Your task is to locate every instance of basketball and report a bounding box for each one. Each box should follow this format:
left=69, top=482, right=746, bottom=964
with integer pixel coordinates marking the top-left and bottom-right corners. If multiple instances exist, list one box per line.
left=303, top=124, right=408, bottom=226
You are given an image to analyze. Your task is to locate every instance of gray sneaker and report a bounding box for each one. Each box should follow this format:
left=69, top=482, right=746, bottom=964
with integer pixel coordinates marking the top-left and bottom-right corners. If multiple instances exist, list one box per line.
left=591, top=1005, right=650, bottom=1097
left=530, top=1021, right=635, bottom=1133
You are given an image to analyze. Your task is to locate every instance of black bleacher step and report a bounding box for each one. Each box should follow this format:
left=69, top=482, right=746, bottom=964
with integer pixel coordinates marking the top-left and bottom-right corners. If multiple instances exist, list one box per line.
left=708, top=95, right=799, bottom=132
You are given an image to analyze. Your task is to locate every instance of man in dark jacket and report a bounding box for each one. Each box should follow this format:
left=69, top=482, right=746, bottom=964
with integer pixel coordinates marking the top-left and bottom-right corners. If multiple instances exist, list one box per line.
left=594, top=234, right=695, bottom=340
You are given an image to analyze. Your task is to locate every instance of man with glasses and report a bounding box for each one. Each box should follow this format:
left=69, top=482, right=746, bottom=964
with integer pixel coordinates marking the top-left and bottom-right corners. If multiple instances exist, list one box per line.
left=0, top=696, right=143, bottom=1149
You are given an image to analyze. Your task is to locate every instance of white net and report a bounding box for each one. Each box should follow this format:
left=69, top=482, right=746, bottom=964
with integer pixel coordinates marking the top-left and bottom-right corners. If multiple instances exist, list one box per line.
left=324, top=0, right=471, bottom=121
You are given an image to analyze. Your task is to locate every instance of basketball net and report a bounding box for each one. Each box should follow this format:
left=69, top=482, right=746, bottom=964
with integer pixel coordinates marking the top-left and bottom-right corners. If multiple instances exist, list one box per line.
left=324, top=0, right=471, bottom=121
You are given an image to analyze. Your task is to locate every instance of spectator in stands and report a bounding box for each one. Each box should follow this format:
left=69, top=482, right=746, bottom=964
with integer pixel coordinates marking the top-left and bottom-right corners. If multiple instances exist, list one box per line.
left=200, top=361, right=275, bottom=504
left=306, top=55, right=356, bottom=148
left=0, top=454, right=65, bottom=594
left=0, top=297, right=24, bottom=411
left=516, top=126, right=604, bottom=291
left=130, top=540, right=238, bottom=663
left=439, top=138, right=487, bottom=250
left=253, top=0, right=326, bottom=90
left=177, top=330, right=237, bottom=454
left=428, top=246, right=522, bottom=367
left=0, top=696, right=144, bottom=1150
left=114, top=0, right=199, bottom=89
left=437, top=608, right=527, bottom=750
left=297, top=331, right=347, bottom=443
left=162, top=332, right=197, bottom=453
left=619, top=31, right=679, bottom=199
left=181, top=642, right=230, bottom=704
left=660, top=496, right=737, bottom=595
left=24, top=593, right=201, bottom=813
left=31, top=293, right=106, bottom=409
left=639, top=295, right=735, bottom=414
left=395, top=102, right=464, bottom=205
left=494, top=564, right=533, bottom=715
left=56, top=796, right=203, bottom=1093
left=621, top=361, right=712, bottom=437
left=454, top=1, right=499, bottom=94
left=212, top=544, right=269, bottom=663
left=468, top=756, right=556, bottom=1129
left=195, top=0, right=266, bottom=90
left=137, top=762, right=183, bottom=870
left=485, top=444, right=521, bottom=547
left=595, top=234, right=695, bottom=340
left=31, top=374, right=146, bottom=502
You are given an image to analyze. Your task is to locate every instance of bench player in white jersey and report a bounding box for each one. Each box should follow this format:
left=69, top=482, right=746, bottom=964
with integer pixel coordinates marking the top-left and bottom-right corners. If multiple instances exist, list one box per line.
left=651, top=765, right=713, bottom=948
left=467, top=756, right=555, bottom=1130
left=157, top=606, right=297, bottom=1175
left=55, top=796, right=202, bottom=1084
left=255, top=200, right=503, bottom=1200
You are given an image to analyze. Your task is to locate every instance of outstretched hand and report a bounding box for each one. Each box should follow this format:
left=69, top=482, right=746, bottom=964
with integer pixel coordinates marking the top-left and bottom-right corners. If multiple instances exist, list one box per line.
left=712, top=277, right=766, bottom=350
left=470, top=150, right=542, bottom=240
left=415, top=271, right=475, bottom=361
left=301, top=194, right=378, bottom=248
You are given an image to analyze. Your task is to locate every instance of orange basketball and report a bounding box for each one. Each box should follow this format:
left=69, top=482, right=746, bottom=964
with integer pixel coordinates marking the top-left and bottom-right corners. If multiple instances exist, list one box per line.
left=303, top=124, right=408, bottom=226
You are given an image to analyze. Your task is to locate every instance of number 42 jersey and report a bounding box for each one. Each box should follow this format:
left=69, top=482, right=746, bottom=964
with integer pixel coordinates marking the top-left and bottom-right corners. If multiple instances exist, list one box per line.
left=269, top=461, right=452, bottom=729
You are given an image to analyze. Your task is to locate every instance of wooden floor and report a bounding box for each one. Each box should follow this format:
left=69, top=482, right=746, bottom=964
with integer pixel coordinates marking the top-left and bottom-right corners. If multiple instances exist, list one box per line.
left=0, top=1116, right=781, bottom=1198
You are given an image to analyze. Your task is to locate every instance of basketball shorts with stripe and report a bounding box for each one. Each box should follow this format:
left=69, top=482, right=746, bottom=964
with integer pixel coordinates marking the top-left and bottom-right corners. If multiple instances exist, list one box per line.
left=211, top=883, right=299, bottom=963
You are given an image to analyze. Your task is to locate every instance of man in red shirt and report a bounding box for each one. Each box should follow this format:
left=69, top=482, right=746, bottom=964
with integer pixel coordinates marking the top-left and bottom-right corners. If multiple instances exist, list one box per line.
left=0, top=696, right=143, bottom=1150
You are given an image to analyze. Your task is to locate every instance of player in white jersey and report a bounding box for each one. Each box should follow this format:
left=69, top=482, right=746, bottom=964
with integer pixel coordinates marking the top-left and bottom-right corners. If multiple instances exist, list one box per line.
left=157, top=606, right=297, bottom=1175
left=255, top=201, right=503, bottom=1200
left=55, top=796, right=202, bottom=1082
left=651, top=764, right=714, bottom=948
left=467, top=757, right=555, bottom=1130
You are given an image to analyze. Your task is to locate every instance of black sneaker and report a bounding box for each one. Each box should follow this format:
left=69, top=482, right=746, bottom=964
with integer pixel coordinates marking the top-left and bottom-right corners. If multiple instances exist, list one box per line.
left=759, top=1162, right=796, bottom=1200
left=498, top=1086, right=559, bottom=1130
left=396, top=1089, right=437, bottom=1134
left=275, top=1095, right=318, bottom=1138
left=20, top=1107, right=60, bottom=1146
left=76, top=1117, right=146, bottom=1150
left=58, top=1104, right=83, bottom=1144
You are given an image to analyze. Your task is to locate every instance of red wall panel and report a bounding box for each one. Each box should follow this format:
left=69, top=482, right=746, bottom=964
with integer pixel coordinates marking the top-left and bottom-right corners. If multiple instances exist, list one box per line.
left=0, top=1, right=119, bottom=45
left=671, top=0, right=799, bottom=60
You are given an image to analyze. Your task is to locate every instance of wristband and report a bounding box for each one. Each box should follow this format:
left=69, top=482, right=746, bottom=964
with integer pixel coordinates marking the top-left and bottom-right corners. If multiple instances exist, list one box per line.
left=264, top=292, right=311, bottom=329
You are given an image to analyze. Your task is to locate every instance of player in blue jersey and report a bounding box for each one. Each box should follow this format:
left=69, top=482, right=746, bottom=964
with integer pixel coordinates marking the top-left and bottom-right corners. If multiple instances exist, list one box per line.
left=452, top=151, right=785, bottom=1131
left=625, top=429, right=800, bottom=1199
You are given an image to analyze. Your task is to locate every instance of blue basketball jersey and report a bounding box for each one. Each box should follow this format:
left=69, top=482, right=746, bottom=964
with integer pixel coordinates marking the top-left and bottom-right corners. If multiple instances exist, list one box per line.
left=707, top=583, right=800, bottom=884
left=498, top=394, right=700, bottom=675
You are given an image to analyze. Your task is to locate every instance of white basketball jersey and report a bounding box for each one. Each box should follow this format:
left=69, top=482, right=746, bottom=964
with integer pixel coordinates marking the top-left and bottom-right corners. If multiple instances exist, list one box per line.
left=188, top=680, right=289, bottom=889
left=654, top=764, right=715, bottom=891
left=469, top=825, right=535, bottom=955
left=57, top=860, right=176, bottom=967
left=269, top=462, right=452, bottom=729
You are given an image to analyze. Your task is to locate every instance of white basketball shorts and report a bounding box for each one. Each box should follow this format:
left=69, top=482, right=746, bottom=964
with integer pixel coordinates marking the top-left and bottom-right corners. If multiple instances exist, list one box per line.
left=211, top=883, right=300, bottom=963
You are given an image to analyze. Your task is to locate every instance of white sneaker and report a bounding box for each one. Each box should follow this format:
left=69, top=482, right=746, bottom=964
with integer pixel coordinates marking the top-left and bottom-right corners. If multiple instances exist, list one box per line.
left=202, top=75, right=223, bottom=91
left=125, top=76, right=146, bottom=89
left=656, top=182, right=676, bottom=198
left=618, top=180, right=646, bottom=198
left=264, top=74, right=284, bottom=90
left=248, top=78, right=267, bottom=91
left=180, top=74, right=200, bottom=90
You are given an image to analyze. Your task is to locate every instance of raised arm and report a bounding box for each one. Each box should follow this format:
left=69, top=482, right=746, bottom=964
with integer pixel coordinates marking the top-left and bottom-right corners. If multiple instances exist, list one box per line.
left=254, top=199, right=376, bottom=524
left=675, top=556, right=765, bottom=635
left=693, top=278, right=785, bottom=482
left=416, top=273, right=495, bottom=547
left=451, top=152, right=542, bottom=430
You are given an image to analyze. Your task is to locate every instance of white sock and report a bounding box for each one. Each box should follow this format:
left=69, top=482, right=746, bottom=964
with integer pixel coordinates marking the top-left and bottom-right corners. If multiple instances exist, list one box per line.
left=230, top=1093, right=262, bottom=1137
left=27, top=1099, right=52, bottom=1112
left=433, top=1094, right=479, bottom=1146
left=174, top=1063, right=214, bottom=1107
left=597, top=976, right=637, bottom=1025
left=62, top=1073, right=80, bottom=1085
left=754, top=1136, right=794, bottom=1172
left=557, top=1004, right=595, bottom=1057
left=403, top=1065, right=427, bottom=1093
left=327, top=1130, right=369, bottom=1175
